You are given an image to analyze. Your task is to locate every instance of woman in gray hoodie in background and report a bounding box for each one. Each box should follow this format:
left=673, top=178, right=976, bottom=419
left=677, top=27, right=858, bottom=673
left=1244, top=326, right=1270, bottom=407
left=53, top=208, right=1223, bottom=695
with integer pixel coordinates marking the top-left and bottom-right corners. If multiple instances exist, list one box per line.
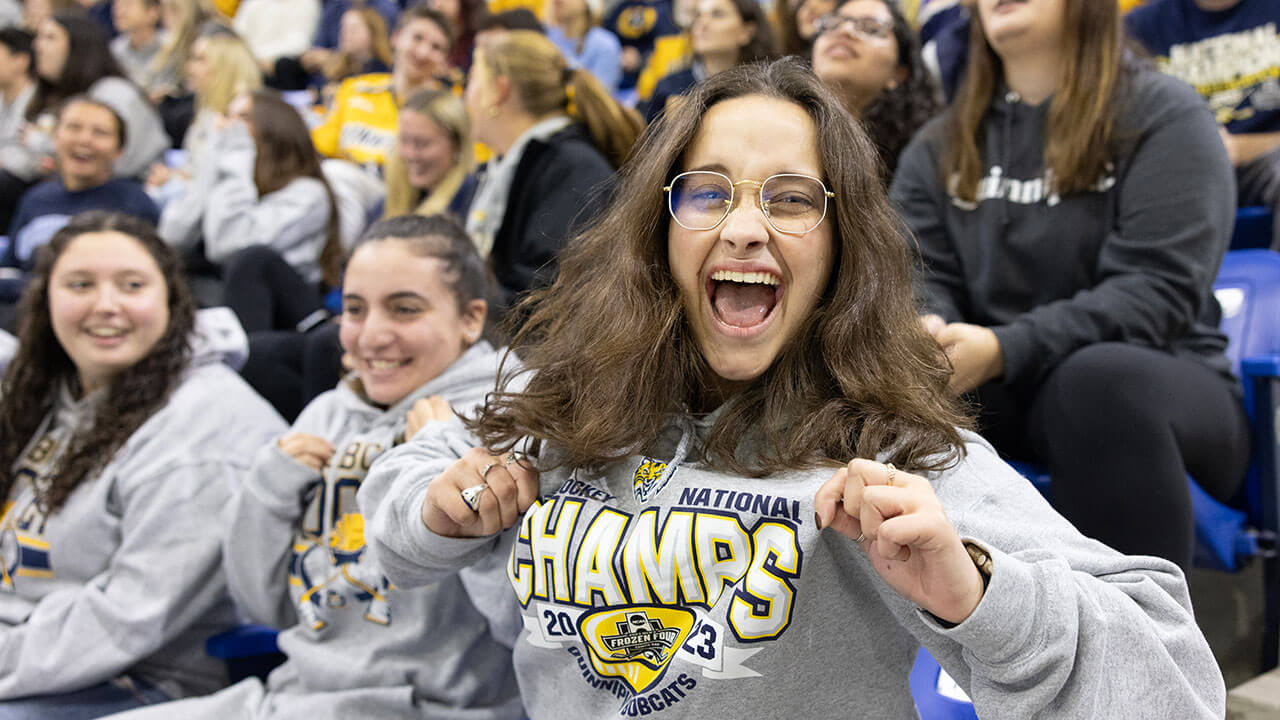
left=159, top=90, right=343, bottom=334
left=104, top=214, right=523, bottom=720
left=0, top=212, right=285, bottom=719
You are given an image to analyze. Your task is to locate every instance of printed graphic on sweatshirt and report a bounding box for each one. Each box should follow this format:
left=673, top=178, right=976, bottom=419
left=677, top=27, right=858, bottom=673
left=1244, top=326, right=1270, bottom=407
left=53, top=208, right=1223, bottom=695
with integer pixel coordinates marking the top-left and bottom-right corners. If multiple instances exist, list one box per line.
left=633, top=458, right=673, bottom=503
left=290, top=438, right=393, bottom=630
left=615, top=6, right=658, bottom=39
left=1, top=433, right=62, bottom=589
left=1156, top=24, right=1280, bottom=125
left=948, top=164, right=1116, bottom=210
left=508, top=479, right=804, bottom=710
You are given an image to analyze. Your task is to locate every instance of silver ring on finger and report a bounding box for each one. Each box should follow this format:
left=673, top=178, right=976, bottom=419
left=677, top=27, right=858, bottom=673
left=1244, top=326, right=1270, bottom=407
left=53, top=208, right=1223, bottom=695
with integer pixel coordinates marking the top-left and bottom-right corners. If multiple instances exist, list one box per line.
left=479, top=460, right=500, bottom=480
left=461, top=483, right=487, bottom=512
left=853, top=532, right=867, bottom=544
left=885, top=463, right=897, bottom=487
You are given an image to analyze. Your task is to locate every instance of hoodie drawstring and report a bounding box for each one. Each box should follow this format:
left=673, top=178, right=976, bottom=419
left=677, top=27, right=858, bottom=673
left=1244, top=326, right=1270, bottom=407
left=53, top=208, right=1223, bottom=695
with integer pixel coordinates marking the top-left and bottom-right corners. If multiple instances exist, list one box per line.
left=1001, top=90, right=1020, bottom=228
left=652, top=418, right=693, bottom=492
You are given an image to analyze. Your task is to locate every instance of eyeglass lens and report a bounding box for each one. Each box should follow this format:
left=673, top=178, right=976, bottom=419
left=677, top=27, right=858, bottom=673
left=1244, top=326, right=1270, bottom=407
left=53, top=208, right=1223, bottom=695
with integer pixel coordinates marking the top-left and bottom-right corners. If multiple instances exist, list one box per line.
left=819, top=15, right=892, bottom=39
left=668, top=172, right=828, bottom=234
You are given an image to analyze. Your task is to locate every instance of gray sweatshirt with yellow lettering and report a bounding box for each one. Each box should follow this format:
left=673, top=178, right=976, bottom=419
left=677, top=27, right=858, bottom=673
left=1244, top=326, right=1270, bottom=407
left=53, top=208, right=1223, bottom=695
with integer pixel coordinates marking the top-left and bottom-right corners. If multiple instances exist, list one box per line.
left=364, top=412, right=1225, bottom=719
left=159, top=340, right=522, bottom=720
left=0, top=335, right=285, bottom=701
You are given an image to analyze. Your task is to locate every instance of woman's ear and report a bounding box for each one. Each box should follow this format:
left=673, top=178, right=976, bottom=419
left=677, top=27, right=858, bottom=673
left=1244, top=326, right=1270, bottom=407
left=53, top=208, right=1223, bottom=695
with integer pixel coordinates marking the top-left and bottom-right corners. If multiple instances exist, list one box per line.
left=461, top=298, right=487, bottom=345
left=493, top=74, right=512, bottom=108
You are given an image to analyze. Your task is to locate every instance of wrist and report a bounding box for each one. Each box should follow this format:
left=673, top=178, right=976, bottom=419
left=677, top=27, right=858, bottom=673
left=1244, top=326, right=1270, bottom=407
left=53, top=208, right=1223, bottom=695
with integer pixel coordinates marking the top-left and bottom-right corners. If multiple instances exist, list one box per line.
left=983, top=327, right=1004, bottom=382
left=930, top=542, right=991, bottom=627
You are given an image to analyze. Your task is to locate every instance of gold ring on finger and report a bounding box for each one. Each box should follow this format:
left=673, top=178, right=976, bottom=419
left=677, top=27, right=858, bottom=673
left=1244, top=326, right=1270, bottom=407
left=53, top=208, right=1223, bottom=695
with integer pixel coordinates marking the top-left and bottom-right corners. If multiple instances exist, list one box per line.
left=886, top=463, right=896, bottom=487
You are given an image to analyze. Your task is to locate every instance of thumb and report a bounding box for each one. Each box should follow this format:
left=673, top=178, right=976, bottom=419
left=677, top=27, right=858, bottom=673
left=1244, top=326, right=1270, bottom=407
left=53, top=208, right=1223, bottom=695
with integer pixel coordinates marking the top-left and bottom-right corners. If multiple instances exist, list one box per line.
left=919, top=314, right=946, bottom=337
left=934, top=323, right=965, bottom=348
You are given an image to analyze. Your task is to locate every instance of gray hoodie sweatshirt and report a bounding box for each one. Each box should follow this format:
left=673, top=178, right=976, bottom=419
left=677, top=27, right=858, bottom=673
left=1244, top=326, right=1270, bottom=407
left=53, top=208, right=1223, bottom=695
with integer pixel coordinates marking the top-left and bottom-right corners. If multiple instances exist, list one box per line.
left=364, top=412, right=1225, bottom=719
left=158, top=123, right=331, bottom=283
left=199, top=341, right=521, bottom=719
left=0, top=328, right=286, bottom=700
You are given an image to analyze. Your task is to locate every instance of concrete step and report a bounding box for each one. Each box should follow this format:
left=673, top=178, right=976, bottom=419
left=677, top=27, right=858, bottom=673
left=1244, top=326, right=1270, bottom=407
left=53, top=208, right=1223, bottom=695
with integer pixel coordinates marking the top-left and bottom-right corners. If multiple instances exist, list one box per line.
left=1229, top=668, right=1280, bottom=720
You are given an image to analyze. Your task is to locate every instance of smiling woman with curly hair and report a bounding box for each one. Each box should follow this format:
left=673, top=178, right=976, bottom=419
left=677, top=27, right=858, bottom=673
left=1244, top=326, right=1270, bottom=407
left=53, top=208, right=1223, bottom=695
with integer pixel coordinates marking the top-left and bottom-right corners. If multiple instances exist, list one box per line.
left=811, top=0, right=940, bottom=180
left=0, top=212, right=283, bottom=717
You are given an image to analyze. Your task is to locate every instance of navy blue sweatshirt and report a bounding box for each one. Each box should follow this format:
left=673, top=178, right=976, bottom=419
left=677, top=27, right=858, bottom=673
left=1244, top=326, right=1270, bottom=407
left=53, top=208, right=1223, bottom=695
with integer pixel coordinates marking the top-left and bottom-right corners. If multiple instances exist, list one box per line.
left=890, top=64, right=1235, bottom=389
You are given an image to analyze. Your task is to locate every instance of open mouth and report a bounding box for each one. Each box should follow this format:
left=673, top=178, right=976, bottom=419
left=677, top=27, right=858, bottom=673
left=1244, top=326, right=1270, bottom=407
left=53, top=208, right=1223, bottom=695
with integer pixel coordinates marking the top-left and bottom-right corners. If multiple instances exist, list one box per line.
left=707, top=269, right=782, bottom=330
left=65, top=150, right=99, bottom=166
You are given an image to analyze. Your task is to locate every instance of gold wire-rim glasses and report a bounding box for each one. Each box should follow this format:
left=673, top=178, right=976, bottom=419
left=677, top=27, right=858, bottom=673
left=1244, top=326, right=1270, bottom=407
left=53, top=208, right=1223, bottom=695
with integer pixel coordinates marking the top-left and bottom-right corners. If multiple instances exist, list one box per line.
left=663, top=170, right=836, bottom=236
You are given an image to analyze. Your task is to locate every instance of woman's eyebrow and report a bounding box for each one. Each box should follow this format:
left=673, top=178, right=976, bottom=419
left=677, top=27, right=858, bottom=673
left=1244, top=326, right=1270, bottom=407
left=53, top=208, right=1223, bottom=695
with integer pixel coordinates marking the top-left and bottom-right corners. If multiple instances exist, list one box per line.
left=384, top=291, right=427, bottom=303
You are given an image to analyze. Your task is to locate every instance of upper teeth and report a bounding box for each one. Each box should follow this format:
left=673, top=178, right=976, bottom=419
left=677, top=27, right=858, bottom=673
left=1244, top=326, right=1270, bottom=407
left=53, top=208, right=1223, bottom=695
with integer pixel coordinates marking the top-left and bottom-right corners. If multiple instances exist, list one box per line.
left=88, top=328, right=123, bottom=337
left=369, top=360, right=402, bottom=369
left=711, top=270, right=780, bottom=285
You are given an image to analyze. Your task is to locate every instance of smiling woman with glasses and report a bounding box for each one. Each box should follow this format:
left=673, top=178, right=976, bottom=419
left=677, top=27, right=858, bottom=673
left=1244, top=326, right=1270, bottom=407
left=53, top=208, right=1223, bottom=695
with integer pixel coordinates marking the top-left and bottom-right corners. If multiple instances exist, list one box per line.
left=362, top=57, right=1227, bottom=719
left=811, top=0, right=940, bottom=180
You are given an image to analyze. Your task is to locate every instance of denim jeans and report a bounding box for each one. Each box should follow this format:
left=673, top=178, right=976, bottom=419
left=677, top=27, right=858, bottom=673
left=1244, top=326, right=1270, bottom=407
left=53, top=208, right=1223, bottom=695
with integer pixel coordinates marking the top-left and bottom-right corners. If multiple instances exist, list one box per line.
left=0, top=676, right=172, bottom=720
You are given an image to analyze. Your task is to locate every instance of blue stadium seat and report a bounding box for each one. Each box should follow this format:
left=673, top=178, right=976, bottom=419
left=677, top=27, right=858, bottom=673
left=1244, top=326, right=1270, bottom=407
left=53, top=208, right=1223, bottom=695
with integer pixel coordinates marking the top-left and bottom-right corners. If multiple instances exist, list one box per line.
left=1004, top=250, right=1280, bottom=671
left=206, top=624, right=284, bottom=683
left=1231, top=206, right=1274, bottom=250
left=911, top=647, right=978, bottom=720
left=915, top=252, right=1280, bottom=717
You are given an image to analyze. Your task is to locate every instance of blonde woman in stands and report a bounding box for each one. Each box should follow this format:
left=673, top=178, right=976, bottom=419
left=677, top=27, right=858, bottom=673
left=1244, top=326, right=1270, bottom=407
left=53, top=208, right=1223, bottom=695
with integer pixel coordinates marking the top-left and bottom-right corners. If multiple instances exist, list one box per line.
left=148, top=0, right=213, bottom=101
left=145, top=24, right=261, bottom=196
left=383, top=87, right=472, bottom=219
left=323, top=7, right=393, bottom=87
left=462, top=29, right=642, bottom=315
left=180, top=26, right=260, bottom=167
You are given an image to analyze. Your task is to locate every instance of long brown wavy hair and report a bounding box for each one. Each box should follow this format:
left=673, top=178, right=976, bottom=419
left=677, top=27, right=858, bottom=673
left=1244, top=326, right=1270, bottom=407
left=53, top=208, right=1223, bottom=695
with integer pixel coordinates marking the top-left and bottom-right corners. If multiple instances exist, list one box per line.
left=944, top=0, right=1122, bottom=202
left=470, top=57, right=968, bottom=476
left=0, top=212, right=197, bottom=513
left=248, top=90, right=344, bottom=287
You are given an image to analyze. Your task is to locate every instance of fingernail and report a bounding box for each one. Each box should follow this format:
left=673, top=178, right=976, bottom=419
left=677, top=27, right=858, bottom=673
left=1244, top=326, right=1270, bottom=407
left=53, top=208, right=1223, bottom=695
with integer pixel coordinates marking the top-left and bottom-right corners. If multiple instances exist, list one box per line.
left=815, top=513, right=825, bottom=531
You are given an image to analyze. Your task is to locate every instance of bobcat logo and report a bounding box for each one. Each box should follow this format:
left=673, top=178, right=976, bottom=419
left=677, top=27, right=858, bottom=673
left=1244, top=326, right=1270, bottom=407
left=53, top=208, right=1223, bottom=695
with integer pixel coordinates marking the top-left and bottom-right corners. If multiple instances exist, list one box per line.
left=633, top=457, right=672, bottom=503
